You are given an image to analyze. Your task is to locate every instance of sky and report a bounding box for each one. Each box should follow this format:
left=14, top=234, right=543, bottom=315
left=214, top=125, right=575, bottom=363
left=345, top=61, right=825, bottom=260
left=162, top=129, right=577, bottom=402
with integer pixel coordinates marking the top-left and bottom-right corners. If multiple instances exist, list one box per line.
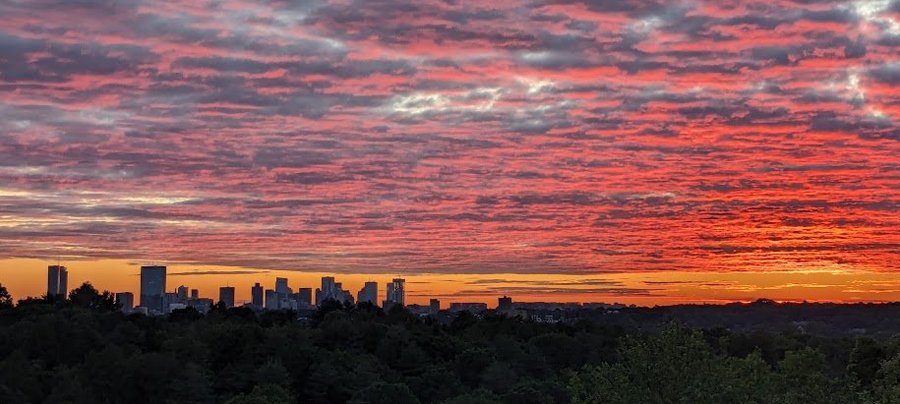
left=0, top=0, right=898, bottom=306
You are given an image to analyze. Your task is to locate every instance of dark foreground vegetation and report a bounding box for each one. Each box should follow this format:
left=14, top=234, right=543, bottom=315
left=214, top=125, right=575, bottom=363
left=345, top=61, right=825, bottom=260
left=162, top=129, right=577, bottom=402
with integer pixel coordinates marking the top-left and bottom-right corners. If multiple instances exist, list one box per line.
left=0, top=283, right=898, bottom=404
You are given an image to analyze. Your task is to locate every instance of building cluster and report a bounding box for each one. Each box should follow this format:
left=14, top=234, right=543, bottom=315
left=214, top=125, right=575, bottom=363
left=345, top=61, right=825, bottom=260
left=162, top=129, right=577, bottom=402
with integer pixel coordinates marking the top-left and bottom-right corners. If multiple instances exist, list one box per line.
left=95, top=265, right=410, bottom=316
left=45, top=265, right=628, bottom=320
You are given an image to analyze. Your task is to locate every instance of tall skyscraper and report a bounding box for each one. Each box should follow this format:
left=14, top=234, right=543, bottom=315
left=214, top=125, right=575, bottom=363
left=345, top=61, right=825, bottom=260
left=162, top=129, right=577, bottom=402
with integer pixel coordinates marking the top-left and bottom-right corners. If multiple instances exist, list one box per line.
left=140, top=265, right=167, bottom=313
left=58, top=267, right=67, bottom=298
left=219, top=286, right=235, bottom=308
left=190, top=289, right=199, bottom=300
left=275, top=277, right=291, bottom=296
left=47, top=265, right=68, bottom=297
left=116, top=292, right=134, bottom=313
left=316, top=276, right=338, bottom=305
left=251, top=282, right=263, bottom=308
left=386, top=278, right=405, bottom=306
left=357, top=281, right=378, bottom=305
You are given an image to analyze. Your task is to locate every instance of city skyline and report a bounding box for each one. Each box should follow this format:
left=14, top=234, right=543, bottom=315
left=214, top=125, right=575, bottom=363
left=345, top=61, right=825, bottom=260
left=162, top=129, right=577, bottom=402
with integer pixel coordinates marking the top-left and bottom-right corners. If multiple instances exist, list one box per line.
left=0, top=0, right=898, bottom=305
left=3, top=258, right=900, bottom=307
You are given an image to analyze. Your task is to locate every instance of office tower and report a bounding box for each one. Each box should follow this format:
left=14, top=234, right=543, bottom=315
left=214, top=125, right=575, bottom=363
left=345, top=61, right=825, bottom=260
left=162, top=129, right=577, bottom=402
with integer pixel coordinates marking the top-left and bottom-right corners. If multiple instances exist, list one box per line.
left=265, top=289, right=278, bottom=310
left=317, top=276, right=339, bottom=305
left=386, top=278, right=405, bottom=306
left=322, top=276, right=335, bottom=293
left=498, top=296, right=513, bottom=310
left=357, top=281, right=378, bottom=305
left=190, top=289, right=199, bottom=300
left=342, top=290, right=355, bottom=304
left=140, top=265, right=167, bottom=313
left=176, top=285, right=189, bottom=303
left=430, top=298, right=441, bottom=313
left=47, top=265, right=68, bottom=297
left=297, top=288, right=312, bottom=306
left=58, top=267, right=68, bottom=298
left=251, top=283, right=263, bottom=308
left=116, top=292, right=134, bottom=313
left=219, top=287, right=235, bottom=308
left=275, top=277, right=291, bottom=296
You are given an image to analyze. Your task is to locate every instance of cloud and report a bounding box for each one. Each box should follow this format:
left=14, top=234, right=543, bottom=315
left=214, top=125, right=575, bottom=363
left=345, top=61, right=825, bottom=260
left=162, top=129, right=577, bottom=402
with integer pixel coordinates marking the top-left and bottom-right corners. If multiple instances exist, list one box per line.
left=0, top=0, right=895, bottom=276
left=169, top=270, right=272, bottom=276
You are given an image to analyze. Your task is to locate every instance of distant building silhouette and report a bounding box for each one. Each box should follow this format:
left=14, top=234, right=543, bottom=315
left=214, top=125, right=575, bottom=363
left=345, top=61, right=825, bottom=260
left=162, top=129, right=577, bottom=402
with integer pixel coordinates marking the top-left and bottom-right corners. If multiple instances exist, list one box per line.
left=165, top=292, right=179, bottom=313
left=140, top=265, right=167, bottom=314
left=449, top=302, right=488, bottom=313
left=386, top=278, right=405, bottom=306
left=498, top=296, right=513, bottom=310
left=297, top=288, right=312, bottom=306
left=275, top=277, right=291, bottom=296
left=251, top=282, right=263, bottom=309
left=187, top=297, right=213, bottom=314
left=115, top=292, right=134, bottom=313
left=357, top=281, right=378, bottom=305
left=47, top=265, right=68, bottom=298
left=316, top=276, right=351, bottom=305
left=219, top=286, right=235, bottom=308
left=176, top=285, right=189, bottom=304
left=190, top=288, right=199, bottom=300
left=430, top=298, right=441, bottom=313
left=265, top=289, right=278, bottom=310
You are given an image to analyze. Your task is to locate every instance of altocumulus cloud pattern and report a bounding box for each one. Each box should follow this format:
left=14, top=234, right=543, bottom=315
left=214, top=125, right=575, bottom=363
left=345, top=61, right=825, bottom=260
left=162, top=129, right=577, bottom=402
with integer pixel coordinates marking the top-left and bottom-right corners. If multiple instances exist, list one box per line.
left=0, top=0, right=897, bottom=274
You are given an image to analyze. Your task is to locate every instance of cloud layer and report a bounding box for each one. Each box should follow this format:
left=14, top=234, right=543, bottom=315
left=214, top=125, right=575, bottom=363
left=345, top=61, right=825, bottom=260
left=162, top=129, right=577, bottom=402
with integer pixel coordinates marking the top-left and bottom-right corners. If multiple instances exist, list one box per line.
left=0, top=0, right=897, bottom=275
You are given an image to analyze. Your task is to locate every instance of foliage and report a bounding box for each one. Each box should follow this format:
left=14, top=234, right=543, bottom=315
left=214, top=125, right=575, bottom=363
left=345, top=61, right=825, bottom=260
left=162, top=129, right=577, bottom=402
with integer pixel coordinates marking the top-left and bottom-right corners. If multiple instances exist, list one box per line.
left=0, top=299, right=898, bottom=403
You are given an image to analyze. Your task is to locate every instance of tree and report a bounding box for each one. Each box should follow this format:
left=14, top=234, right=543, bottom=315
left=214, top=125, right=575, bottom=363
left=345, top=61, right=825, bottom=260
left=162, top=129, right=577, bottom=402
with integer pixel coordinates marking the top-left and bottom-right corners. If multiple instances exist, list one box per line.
left=349, top=382, right=421, bottom=404
left=870, top=353, right=900, bottom=404
left=68, top=282, right=117, bottom=310
left=0, top=283, right=13, bottom=309
left=225, top=384, right=293, bottom=404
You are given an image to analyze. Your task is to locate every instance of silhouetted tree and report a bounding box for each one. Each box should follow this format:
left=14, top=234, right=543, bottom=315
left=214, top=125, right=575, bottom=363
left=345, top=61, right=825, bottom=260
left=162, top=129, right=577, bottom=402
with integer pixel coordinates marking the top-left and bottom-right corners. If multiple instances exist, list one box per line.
left=0, top=283, right=13, bottom=309
left=68, top=282, right=117, bottom=311
left=349, top=382, right=420, bottom=404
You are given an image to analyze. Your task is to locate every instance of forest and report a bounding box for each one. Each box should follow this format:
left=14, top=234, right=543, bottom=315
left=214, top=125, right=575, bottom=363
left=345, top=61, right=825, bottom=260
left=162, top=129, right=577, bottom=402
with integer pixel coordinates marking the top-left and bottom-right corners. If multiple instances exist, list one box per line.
left=0, top=282, right=898, bottom=404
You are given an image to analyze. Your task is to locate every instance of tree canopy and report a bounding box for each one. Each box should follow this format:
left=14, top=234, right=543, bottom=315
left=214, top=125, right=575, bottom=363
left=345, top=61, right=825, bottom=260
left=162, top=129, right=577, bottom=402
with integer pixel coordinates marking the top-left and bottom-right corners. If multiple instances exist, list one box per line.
left=0, top=292, right=898, bottom=403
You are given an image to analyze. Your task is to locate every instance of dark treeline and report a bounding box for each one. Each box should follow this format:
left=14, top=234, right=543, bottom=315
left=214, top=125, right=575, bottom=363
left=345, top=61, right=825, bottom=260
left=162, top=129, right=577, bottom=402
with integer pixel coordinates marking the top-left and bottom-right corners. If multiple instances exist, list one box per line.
left=575, top=299, right=900, bottom=338
left=0, top=283, right=898, bottom=404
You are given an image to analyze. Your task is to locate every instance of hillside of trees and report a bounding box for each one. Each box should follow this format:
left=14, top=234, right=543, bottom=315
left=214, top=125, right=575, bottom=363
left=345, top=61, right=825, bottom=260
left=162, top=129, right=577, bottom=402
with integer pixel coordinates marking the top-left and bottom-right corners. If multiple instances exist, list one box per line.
left=0, top=282, right=898, bottom=403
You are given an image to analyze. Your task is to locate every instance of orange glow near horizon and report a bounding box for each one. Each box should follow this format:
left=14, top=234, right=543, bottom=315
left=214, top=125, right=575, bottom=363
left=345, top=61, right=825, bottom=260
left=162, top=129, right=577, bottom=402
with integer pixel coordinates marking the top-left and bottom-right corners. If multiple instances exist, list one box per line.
left=2, top=259, right=898, bottom=307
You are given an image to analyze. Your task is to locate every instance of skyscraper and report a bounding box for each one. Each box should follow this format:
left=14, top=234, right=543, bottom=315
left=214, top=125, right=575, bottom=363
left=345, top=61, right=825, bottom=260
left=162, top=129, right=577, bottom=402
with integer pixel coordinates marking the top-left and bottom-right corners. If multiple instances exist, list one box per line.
left=176, top=285, right=189, bottom=303
left=386, top=278, right=405, bottom=306
left=498, top=296, right=513, bottom=310
left=47, top=265, right=68, bottom=297
left=297, top=288, right=312, bottom=306
left=58, top=267, right=67, bottom=298
left=357, top=281, right=378, bottom=305
left=190, top=289, right=199, bottom=300
left=275, top=277, right=291, bottom=296
left=264, top=289, right=278, bottom=310
left=251, top=282, right=263, bottom=308
left=140, top=265, right=167, bottom=313
left=316, top=276, right=338, bottom=305
left=219, top=286, right=235, bottom=308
